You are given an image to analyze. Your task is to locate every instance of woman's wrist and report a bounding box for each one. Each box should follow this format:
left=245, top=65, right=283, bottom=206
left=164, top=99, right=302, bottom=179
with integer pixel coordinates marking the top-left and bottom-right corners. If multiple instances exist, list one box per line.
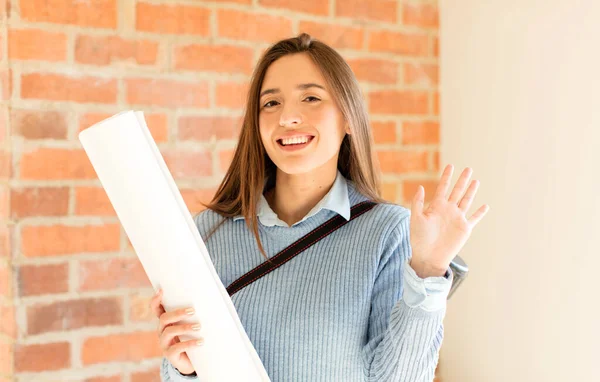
left=409, top=258, right=447, bottom=279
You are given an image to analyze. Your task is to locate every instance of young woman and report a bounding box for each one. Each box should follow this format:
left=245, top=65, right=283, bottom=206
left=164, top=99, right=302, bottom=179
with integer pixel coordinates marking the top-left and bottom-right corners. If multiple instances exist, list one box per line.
left=151, top=33, right=489, bottom=381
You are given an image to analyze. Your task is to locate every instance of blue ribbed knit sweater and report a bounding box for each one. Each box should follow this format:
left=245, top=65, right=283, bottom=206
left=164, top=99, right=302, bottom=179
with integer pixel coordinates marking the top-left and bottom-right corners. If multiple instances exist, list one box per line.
left=161, top=178, right=452, bottom=382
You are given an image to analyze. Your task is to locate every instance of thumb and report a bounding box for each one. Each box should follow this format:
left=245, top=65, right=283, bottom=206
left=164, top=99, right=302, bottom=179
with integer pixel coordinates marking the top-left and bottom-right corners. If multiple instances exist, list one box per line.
left=411, top=185, right=424, bottom=217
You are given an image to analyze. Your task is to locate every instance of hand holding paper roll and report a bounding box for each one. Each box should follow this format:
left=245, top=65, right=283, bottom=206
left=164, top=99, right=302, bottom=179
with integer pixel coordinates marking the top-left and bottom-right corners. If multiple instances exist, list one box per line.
left=78, top=110, right=271, bottom=381
left=151, top=289, right=200, bottom=376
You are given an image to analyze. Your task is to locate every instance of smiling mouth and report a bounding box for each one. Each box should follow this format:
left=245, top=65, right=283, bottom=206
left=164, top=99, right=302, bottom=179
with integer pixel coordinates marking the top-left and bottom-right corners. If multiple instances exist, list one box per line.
left=277, top=136, right=315, bottom=146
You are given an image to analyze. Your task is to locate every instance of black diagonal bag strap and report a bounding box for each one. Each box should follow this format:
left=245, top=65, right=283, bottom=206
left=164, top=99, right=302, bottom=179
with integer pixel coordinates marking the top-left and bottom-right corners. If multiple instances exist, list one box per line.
left=226, top=200, right=377, bottom=297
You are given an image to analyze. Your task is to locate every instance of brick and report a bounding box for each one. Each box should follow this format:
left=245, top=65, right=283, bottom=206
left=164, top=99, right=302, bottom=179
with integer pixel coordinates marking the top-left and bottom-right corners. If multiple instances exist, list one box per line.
left=21, top=73, right=117, bottom=104
left=368, top=31, right=429, bottom=56
left=298, top=21, right=364, bottom=50
left=0, top=262, right=11, bottom=297
left=402, top=121, right=439, bottom=145
left=0, top=225, right=9, bottom=258
left=403, top=179, right=439, bottom=204
left=125, top=78, right=209, bottom=108
left=0, top=188, right=8, bottom=219
left=10, top=187, right=69, bottom=218
left=0, top=301, right=16, bottom=339
left=82, top=331, right=161, bottom=365
left=219, top=149, right=234, bottom=173
left=75, top=35, right=159, bottom=66
left=163, top=150, right=213, bottom=179
left=180, top=188, right=217, bottom=214
left=27, top=297, right=123, bottom=335
left=381, top=182, right=397, bottom=202
left=0, top=150, right=10, bottom=180
left=178, top=115, right=241, bottom=142
left=217, top=9, right=293, bottom=43
left=433, top=91, right=439, bottom=115
left=0, top=341, right=13, bottom=374
left=18, top=263, right=69, bottom=297
left=21, top=0, right=117, bottom=29
left=348, top=58, right=398, bottom=84
left=78, top=257, right=150, bottom=291
left=194, top=0, right=250, bottom=3
left=79, top=113, right=168, bottom=143
left=215, top=82, right=249, bottom=110
left=79, top=113, right=112, bottom=131
left=369, top=90, right=428, bottom=115
left=371, top=121, right=396, bottom=144
left=8, top=28, right=67, bottom=61
left=14, top=342, right=70, bottom=372
left=11, top=109, right=68, bottom=139
left=336, top=0, right=397, bottom=23
left=377, top=150, right=428, bottom=174
left=19, top=148, right=96, bottom=180
left=136, top=3, right=210, bottom=36
left=21, top=224, right=121, bottom=257
left=433, top=36, right=439, bottom=57
left=131, top=368, right=161, bottom=382
left=403, top=3, right=439, bottom=28
left=74, top=187, right=116, bottom=216
left=137, top=113, right=170, bottom=142
left=86, top=376, right=121, bottom=382
left=0, top=106, right=7, bottom=143
left=404, top=63, right=439, bottom=85
left=433, top=151, right=439, bottom=171
left=174, top=44, right=253, bottom=75
left=0, top=69, right=11, bottom=101
left=259, top=0, right=329, bottom=16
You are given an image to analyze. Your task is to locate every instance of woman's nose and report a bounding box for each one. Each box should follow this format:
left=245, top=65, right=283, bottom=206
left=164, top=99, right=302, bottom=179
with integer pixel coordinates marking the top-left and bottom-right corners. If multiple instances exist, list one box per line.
left=279, top=106, right=303, bottom=127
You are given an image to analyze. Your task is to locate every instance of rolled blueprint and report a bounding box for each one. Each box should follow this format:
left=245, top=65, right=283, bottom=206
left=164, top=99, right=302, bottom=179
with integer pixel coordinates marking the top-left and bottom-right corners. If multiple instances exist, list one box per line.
left=79, top=110, right=270, bottom=381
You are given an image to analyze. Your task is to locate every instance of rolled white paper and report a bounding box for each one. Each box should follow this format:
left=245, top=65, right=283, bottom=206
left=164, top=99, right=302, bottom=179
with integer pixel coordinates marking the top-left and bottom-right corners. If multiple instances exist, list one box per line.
left=79, top=110, right=270, bottom=381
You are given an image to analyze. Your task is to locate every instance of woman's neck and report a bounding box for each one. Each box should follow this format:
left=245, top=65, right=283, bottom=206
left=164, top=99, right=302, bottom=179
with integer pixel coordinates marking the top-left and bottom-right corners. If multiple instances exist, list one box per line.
left=265, top=164, right=338, bottom=227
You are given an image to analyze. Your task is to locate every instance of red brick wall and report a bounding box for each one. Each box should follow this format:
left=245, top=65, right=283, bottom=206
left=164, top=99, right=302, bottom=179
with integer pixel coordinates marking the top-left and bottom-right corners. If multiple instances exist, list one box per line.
left=0, top=0, right=440, bottom=380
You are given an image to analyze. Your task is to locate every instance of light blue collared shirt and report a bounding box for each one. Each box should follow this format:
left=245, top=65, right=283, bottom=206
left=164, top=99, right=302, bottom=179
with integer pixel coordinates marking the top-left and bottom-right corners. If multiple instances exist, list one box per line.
left=234, top=170, right=350, bottom=227
left=231, top=171, right=452, bottom=312
left=163, top=172, right=455, bottom=380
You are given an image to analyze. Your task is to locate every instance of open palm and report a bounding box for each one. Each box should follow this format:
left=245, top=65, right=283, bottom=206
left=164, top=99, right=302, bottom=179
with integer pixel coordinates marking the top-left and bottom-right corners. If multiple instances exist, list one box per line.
left=409, top=164, right=489, bottom=278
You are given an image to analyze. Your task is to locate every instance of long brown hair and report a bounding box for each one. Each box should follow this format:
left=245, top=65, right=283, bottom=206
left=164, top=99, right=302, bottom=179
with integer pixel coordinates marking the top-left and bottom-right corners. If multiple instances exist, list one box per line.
left=199, top=33, right=384, bottom=259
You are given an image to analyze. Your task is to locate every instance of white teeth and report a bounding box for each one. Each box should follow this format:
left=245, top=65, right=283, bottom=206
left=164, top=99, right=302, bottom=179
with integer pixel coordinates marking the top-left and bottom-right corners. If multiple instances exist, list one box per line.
left=281, top=136, right=310, bottom=146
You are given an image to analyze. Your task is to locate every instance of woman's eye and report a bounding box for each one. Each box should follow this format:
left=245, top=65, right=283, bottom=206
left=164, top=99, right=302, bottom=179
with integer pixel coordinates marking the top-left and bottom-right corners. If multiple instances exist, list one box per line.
left=304, top=96, right=320, bottom=102
left=263, top=100, right=279, bottom=108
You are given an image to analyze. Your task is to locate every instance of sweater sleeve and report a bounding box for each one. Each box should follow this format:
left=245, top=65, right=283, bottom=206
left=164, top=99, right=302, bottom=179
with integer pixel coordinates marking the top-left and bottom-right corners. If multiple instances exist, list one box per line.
left=160, top=357, right=200, bottom=382
left=362, top=215, right=453, bottom=382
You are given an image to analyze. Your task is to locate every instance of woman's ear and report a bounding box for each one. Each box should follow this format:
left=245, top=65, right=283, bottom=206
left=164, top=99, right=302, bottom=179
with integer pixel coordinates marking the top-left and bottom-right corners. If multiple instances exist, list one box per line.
left=345, top=123, right=351, bottom=135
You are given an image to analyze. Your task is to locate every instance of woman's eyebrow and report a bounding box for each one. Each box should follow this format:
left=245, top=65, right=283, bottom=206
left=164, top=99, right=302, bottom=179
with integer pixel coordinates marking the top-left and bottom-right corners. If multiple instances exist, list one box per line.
left=260, top=83, right=326, bottom=98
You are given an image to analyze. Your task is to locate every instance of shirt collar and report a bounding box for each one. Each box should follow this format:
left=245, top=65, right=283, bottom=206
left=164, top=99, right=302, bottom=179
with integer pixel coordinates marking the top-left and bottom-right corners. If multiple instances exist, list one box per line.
left=233, top=171, right=350, bottom=227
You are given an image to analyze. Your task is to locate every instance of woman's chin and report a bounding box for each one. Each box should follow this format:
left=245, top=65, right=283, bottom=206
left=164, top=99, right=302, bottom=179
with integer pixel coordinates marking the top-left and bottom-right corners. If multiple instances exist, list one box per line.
left=272, top=159, right=321, bottom=176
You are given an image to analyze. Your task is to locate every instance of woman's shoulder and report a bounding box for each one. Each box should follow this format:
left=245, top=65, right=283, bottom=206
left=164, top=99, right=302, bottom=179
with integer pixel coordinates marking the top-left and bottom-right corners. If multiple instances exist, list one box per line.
left=347, top=180, right=411, bottom=229
left=366, top=202, right=411, bottom=237
left=191, top=208, right=228, bottom=238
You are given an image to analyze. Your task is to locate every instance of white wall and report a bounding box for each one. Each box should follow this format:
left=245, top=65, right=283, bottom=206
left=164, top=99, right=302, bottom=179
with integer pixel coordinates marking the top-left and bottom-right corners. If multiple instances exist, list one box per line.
left=439, top=1, right=600, bottom=381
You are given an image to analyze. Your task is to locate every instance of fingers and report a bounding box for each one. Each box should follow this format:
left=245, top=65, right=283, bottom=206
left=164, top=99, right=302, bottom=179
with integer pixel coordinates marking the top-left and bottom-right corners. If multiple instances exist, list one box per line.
left=458, top=179, right=479, bottom=212
left=160, top=322, right=202, bottom=350
left=150, top=289, right=199, bottom=334
left=434, top=164, right=454, bottom=200
left=150, top=289, right=165, bottom=318
left=159, top=307, right=196, bottom=335
left=165, top=338, right=204, bottom=360
left=468, top=204, right=490, bottom=226
left=411, top=185, right=424, bottom=216
left=448, top=167, right=473, bottom=204
left=150, top=290, right=202, bottom=374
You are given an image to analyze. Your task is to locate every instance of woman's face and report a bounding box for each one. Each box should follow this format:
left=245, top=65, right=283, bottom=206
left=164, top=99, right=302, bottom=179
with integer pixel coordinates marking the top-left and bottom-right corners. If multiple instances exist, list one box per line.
left=258, top=53, right=348, bottom=176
